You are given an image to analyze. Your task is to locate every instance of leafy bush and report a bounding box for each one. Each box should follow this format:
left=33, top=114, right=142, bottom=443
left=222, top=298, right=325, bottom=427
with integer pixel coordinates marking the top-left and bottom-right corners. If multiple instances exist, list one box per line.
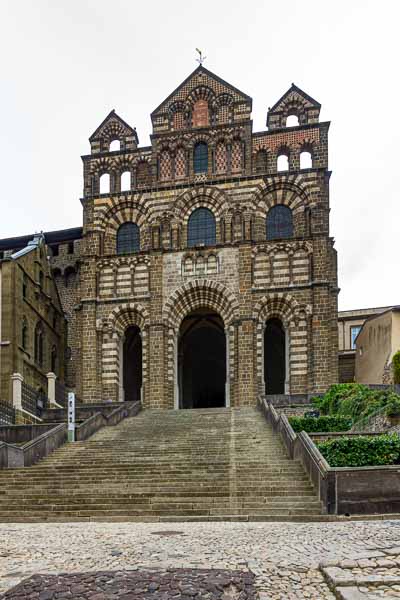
left=288, top=415, right=352, bottom=433
left=311, top=384, right=400, bottom=424
left=317, top=434, right=400, bottom=467
left=393, top=350, right=400, bottom=385
left=385, top=397, right=400, bottom=417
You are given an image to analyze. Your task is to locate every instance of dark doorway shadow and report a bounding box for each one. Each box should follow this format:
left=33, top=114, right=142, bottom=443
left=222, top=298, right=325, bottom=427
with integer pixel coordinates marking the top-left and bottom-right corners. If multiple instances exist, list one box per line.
left=179, top=310, right=226, bottom=409
left=123, top=325, right=142, bottom=402
left=264, top=317, right=286, bottom=394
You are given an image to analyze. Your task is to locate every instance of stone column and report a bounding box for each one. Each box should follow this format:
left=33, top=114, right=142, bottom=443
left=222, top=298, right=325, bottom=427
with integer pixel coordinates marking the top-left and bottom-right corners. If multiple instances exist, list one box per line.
left=46, top=372, right=57, bottom=408
left=11, top=373, right=23, bottom=411
left=225, top=329, right=230, bottom=407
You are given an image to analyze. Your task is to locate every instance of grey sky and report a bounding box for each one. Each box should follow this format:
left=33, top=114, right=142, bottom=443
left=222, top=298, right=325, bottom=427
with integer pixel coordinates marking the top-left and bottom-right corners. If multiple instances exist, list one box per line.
left=0, top=0, right=398, bottom=311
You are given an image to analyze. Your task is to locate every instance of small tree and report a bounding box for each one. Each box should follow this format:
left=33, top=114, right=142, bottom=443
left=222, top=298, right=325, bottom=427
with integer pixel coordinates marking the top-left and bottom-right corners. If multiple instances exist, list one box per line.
left=393, top=350, right=400, bottom=384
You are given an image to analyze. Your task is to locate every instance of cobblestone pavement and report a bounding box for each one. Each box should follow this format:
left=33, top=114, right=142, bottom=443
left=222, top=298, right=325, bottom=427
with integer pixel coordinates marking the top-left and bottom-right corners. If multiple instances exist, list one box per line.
left=1, top=521, right=400, bottom=599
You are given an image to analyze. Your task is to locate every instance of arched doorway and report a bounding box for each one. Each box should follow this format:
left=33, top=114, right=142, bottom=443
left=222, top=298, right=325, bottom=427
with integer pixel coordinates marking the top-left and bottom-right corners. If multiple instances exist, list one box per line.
left=264, top=317, right=286, bottom=394
left=178, top=310, right=226, bottom=409
left=123, top=325, right=142, bottom=402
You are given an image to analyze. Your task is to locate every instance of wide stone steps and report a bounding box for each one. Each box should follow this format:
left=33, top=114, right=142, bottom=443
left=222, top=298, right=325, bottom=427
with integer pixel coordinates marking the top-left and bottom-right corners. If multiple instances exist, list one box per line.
left=0, top=407, right=323, bottom=522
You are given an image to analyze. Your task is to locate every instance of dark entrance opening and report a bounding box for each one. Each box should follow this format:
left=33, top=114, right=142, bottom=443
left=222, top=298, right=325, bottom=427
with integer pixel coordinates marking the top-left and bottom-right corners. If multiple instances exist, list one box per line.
left=264, top=317, right=286, bottom=394
left=123, top=325, right=142, bottom=402
left=178, top=310, right=226, bottom=409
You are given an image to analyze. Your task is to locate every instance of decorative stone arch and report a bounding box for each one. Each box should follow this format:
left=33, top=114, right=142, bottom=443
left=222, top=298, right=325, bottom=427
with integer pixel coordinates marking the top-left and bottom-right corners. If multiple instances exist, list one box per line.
left=163, top=279, right=239, bottom=408
left=90, top=157, right=116, bottom=194
left=281, top=98, right=310, bottom=126
left=100, top=302, right=150, bottom=403
left=96, top=199, right=151, bottom=254
left=253, top=293, right=312, bottom=395
left=173, top=186, right=230, bottom=248
left=100, top=120, right=132, bottom=149
left=168, top=100, right=187, bottom=130
left=185, top=86, right=217, bottom=123
left=298, top=137, right=316, bottom=169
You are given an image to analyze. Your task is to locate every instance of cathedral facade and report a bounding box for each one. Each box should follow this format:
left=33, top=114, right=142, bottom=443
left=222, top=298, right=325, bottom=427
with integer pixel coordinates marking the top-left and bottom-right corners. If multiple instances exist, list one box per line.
left=75, top=65, right=338, bottom=408
left=1, top=65, right=339, bottom=409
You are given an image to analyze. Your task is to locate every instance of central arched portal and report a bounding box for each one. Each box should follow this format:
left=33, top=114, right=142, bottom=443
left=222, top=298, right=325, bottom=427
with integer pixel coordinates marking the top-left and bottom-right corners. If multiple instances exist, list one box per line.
left=123, top=325, right=142, bottom=402
left=178, top=310, right=226, bottom=409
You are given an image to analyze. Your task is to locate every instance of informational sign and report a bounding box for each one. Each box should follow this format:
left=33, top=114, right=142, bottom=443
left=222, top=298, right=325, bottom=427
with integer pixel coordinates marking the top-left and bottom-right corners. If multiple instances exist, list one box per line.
left=68, top=392, right=75, bottom=442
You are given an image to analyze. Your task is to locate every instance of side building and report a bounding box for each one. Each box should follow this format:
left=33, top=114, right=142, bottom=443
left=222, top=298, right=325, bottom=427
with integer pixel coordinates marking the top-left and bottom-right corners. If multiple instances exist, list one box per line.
left=0, top=234, right=67, bottom=406
left=338, top=306, right=396, bottom=383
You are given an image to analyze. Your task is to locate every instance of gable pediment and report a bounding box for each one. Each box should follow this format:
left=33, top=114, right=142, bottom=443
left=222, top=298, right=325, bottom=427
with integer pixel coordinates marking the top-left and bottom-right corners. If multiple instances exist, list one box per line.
left=89, top=110, right=138, bottom=153
left=151, top=66, right=252, bottom=133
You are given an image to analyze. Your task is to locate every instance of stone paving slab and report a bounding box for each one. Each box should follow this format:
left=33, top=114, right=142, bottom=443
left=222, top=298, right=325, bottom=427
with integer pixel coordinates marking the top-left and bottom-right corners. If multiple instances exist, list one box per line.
left=1, top=568, right=256, bottom=600
left=320, top=550, right=400, bottom=599
left=1, top=521, right=400, bottom=599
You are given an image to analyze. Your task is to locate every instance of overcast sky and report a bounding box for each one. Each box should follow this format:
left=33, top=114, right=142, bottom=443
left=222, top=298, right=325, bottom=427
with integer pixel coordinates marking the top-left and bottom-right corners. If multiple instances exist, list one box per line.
left=0, top=0, right=398, bottom=311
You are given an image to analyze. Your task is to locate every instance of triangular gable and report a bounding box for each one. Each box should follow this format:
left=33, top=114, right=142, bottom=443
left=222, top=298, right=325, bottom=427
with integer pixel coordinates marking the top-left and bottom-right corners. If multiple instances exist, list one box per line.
left=151, top=65, right=252, bottom=117
left=269, top=84, right=321, bottom=113
left=89, top=110, right=137, bottom=142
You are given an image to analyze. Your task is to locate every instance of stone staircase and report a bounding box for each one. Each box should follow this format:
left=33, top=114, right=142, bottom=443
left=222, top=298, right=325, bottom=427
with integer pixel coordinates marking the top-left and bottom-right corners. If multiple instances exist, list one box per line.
left=0, top=407, right=323, bottom=522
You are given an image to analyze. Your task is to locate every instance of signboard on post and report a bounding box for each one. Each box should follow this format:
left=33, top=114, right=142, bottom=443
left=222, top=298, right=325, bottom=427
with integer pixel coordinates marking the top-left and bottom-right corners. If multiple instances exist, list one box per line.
left=68, top=392, right=75, bottom=442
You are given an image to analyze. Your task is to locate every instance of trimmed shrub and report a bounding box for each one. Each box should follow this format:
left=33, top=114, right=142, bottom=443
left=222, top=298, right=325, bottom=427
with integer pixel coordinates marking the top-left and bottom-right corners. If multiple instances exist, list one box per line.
left=393, top=350, right=400, bottom=385
left=311, top=384, right=400, bottom=424
left=317, top=434, right=400, bottom=467
left=288, top=416, right=352, bottom=433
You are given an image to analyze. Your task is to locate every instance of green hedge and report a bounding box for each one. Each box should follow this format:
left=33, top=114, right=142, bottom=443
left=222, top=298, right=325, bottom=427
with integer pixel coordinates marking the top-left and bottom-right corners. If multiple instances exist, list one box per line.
left=317, top=434, right=400, bottom=467
left=393, top=350, right=400, bottom=385
left=288, top=415, right=352, bottom=433
left=311, top=384, right=400, bottom=423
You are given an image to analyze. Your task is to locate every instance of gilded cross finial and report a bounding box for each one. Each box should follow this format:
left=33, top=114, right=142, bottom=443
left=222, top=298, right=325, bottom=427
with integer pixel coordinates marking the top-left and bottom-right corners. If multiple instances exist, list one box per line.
left=196, top=48, right=206, bottom=65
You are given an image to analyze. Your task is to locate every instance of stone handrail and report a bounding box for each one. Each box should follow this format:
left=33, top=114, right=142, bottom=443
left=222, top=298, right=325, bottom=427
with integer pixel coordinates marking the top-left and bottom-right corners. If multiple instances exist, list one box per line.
left=0, top=401, right=142, bottom=468
left=257, top=394, right=400, bottom=515
left=75, top=401, right=141, bottom=440
left=0, top=423, right=67, bottom=468
left=75, top=412, right=106, bottom=441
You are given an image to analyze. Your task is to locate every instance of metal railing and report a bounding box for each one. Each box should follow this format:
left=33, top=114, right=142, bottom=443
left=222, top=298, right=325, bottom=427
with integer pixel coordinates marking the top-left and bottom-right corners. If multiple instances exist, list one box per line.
left=21, top=382, right=48, bottom=418
left=0, top=399, right=15, bottom=425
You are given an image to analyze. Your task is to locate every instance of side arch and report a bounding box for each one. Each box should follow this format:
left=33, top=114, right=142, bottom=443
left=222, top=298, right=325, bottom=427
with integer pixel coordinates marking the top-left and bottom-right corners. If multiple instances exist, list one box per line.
left=100, top=302, right=150, bottom=403
left=253, top=293, right=312, bottom=395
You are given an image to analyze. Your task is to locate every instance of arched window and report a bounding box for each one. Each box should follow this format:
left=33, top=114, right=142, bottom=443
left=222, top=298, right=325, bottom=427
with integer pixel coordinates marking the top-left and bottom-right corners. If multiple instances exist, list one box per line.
left=34, top=322, right=44, bottom=366
left=121, top=171, right=131, bottom=191
left=109, top=139, right=120, bottom=151
left=51, top=345, right=57, bottom=374
left=99, top=173, right=110, bottom=193
left=266, top=205, right=293, bottom=240
left=188, top=208, right=216, bottom=247
left=286, top=115, right=299, bottom=127
left=256, top=150, right=267, bottom=173
left=277, top=153, right=289, bottom=172
left=300, top=151, right=313, bottom=169
left=193, top=142, right=208, bottom=174
left=22, top=319, right=28, bottom=350
left=117, top=222, right=140, bottom=255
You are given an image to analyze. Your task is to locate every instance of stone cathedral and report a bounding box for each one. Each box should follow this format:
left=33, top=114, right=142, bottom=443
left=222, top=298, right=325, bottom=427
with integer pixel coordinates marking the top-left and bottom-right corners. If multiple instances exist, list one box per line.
left=0, top=65, right=339, bottom=408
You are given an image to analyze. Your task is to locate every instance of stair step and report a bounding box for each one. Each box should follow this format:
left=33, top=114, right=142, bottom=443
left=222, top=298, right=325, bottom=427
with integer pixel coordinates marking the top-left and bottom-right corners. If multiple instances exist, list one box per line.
left=0, top=407, right=322, bottom=522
